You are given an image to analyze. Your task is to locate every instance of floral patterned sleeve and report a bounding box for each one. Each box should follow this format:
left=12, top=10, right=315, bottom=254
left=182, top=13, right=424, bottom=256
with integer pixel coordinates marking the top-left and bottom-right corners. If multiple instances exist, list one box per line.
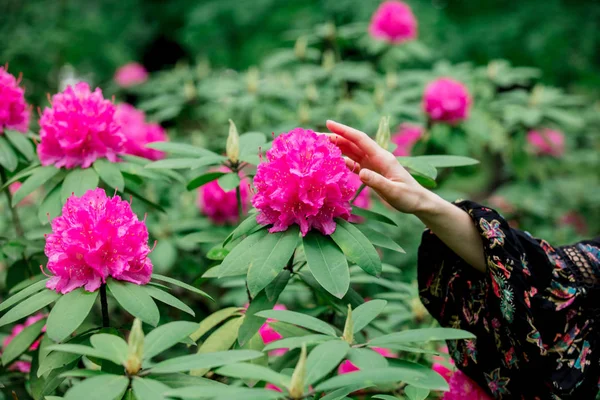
left=417, top=200, right=600, bottom=399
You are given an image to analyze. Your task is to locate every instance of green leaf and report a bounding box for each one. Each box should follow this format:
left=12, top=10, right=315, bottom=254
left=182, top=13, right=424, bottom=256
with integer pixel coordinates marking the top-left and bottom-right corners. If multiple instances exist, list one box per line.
left=31, top=342, right=78, bottom=399
left=207, top=246, right=229, bottom=261
left=107, top=280, right=160, bottom=326
left=219, top=229, right=269, bottom=277
left=152, top=373, right=227, bottom=388
left=303, top=231, right=349, bottom=299
left=0, top=136, right=18, bottom=171
left=265, top=269, right=291, bottom=302
left=144, top=285, right=195, bottom=316
left=306, top=340, right=349, bottom=385
left=0, top=289, right=58, bottom=327
left=263, top=334, right=335, bottom=352
left=0, top=163, right=40, bottom=191
left=355, top=225, right=405, bottom=253
left=146, top=142, right=216, bottom=157
left=93, top=159, right=125, bottom=191
left=46, top=288, right=98, bottom=342
left=151, top=273, right=212, bottom=300
left=217, top=173, right=241, bottom=192
left=223, top=213, right=261, bottom=246
left=190, top=317, right=244, bottom=376
left=216, top=363, right=291, bottom=387
left=347, top=347, right=388, bottom=369
left=414, top=155, right=479, bottom=168
left=237, top=291, right=277, bottom=346
left=370, top=328, right=476, bottom=346
left=247, top=227, right=299, bottom=296
left=165, top=386, right=283, bottom=400
left=2, top=318, right=45, bottom=366
left=239, top=132, right=267, bottom=155
left=144, top=321, right=199, bottom=360
left=320, top=383, right=374, bottom=400
left=132, top=377, right=171, bottom=400
left=60, top=167, right=99, bottom=203
left=330, top=220, right=381, bottom=276
left=60, top=369, right=106, bottom=378
left=8, top=274, right=46, bottom=295
left=187, top=171, right=227, bottom=190
left=64, top=374, right=129, bottom=400
left=190, top=307, right=241, bottom=342
left=0, top=278, right=49, bottom=312
left=90, top=334, right=128, bottom=365
left=255, top=310, right=336, bottom=336
left=146, top=158, right=205, bottom=170
left=149, top=350, right=263, bottom=374
left=179, top=231, right=226, bottom=245
left=350, top=207, right=397, bottom=226
left=45, top=344, right=118, bottom=364
left=122, top=186, right=166, bottom=212
left=397, top=157, right=437, bottom=180
left=38, top=183, right=63, bottom=224
left=372, top=395, right=401, bottom=400
left=5, top=130, right=35, bottom=161
left=352, top=300, right=387, bottom=333
left=405, top=385, right=430, bottom=400
left=13, top=166, right=60, bottom=206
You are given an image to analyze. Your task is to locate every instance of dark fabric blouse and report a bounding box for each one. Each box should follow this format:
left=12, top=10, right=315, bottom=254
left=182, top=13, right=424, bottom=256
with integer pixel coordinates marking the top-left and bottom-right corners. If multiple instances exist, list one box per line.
left=418, top=200, right=600, bottom=400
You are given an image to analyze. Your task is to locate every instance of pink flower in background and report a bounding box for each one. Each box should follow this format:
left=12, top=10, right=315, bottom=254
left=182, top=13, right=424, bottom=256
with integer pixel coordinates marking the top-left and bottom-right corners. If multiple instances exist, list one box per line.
left=114, top=63, right=148, bottom=87
left=526, top=129, right=565, bottom=157
left=252, top=128, right=355, bottom=236
left=197, top=166, right=250, bottom=225
left=265, top=383, right=283, bottom=392
left=259, top=304, right=288, bottom=356
left=432, top=345, right=454, bottom=382
left=37, top=82, right=124, bottom=169
left=1, top=313, right=46, bottom=373
left=0, top=66, right=30, bottom=134
left=559, top=211, right=588, bottom=235
left=349, top=172, right=371, bottom=210
left=114, top=103, right=167, bottom=160
left=392, top=123, right=423, bottom=156
left=423, top=78, right=472, bottom=124
left=369, top=1, right=417, bottom=44
left=44, top=188, right=153, bottom=294
left=338, top=347, right=397, bottom=374
left=9, top=182, right=35, bottom=206
left=442, top=370, right=492, bottom=400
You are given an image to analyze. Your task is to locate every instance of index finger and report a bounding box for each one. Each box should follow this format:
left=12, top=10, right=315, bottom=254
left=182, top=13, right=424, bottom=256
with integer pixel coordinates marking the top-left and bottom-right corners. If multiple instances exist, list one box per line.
left=326, top=120, right=382, bottom=157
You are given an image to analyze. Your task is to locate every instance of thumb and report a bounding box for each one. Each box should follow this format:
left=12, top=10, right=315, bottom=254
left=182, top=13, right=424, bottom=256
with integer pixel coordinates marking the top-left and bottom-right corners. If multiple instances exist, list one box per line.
left=359, top=169, right=397, bottom=197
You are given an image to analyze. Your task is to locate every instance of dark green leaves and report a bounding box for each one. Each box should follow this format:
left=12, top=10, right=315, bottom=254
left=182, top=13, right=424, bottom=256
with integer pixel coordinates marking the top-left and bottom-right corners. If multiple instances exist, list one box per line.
left=107, top=280, right=160, bottom=326
left=46, top=288, right=98, bottom=342
left=149, top=350, right=264, bottom=374
left=93, top=159, right=125, bottom=191
left=330, top=220, right=381, bottom=276
left=1, top=317, right=45, bottom=365
left=0, top=289, right=59, bottom=327
left=306, top=340, right=349, bottom=385
left=237, top=291, right=277, bottom=346
left=151, top=274, right=212, bottom=300
left=144, top=321, right=200, bottom=360
left=217, top=173, right=240, bottom=191
left=5, top=130, right=35, bottom=161
left=187, top=171, right=227, bottom=190
left=218, top=229, right=269, bottom=277
left=12, top=166, right=60, bottom=206
left=369, top=328, right=476, bottom=346
left=352, top=299, right=387, bottom=333
left=0, top=136, right=18, bottom=171
left=63, top=374, right=129, bottom=400
left=0, top=278, right=49, bottom=312
left=303, top=231, right=349, bottom=299
left=255, top=310, right=336, bottom=336
left=60, top=167, right=100, bottom=203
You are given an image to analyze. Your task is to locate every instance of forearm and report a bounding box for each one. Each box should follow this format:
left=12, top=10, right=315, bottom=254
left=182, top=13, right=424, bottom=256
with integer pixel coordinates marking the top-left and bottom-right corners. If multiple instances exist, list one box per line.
left=414, top=190, right=486, bottom=273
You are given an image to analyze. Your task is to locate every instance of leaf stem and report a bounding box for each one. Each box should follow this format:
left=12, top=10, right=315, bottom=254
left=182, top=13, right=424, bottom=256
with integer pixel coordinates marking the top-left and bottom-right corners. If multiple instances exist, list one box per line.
left=236, top=185, right=243, bottom=221
left=351, top=183, right=366, bottom=204
left=100, top=283, right=110, bottom=328
left=0, top=167, right=25, bottom=238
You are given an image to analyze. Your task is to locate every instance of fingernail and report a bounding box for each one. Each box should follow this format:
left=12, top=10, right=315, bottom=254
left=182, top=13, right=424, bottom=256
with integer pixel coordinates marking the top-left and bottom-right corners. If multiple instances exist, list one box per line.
left=360, top=169, right=372, bottom=181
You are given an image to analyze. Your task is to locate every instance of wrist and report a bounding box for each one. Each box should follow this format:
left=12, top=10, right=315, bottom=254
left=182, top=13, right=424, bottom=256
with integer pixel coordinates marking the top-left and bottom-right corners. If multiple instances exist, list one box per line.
left=412, top=187, right=446, bottom=222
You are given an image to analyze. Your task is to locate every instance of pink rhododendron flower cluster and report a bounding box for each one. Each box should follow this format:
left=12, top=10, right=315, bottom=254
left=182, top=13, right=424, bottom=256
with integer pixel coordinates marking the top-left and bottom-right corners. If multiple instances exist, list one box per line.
left=526, top=129, right=565, bottom=157
left=1, top=313, right=46, bottom=373
left=369, top=1, right=417, bottom=44
left=252, top=128, right=355, bottom=236
left=392, top=123, right=423, bottom=156
left=114, top=62, right=148, bottom=87
left=197, top=166, right=251, bottom=225
left=433, top=346, right=491, bottom=399
left=423, top=78, right=472, bottom=124
left=44, top=188, right=153, bottom=294
left=0, top=66, right=30, bottom=134
left=338, top=347, right=396, bottom=374
left=258, top=304, right=288, bottom=356
left=37, top=82, right=125, bottom=169
left=114, top=103, right=167, bottom=160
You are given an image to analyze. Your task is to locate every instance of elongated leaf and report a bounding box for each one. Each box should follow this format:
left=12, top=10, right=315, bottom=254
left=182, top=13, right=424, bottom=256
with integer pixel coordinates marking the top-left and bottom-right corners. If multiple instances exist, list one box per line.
left=165, top=386, right=283, bottom=400
left=217, top=173, right=240, bottom=192
left=414, top=155, right=479, bottom=168
left=405, top=385, right=430, bottom=400
left=193, top=154, right=228, bottom=168
left=0, top=289, right=58, bottom=327
left=146, top=142, right=215, bottom=157
left=190, top=307, right=241, bottom=342
left=350, top=207, right=397, bottom=226
left=255, top=310, right=336, bottom=336
left=352, top=300, right=387, bottom=333
left=94, top=159, right=125, bottom=191
left=146, top=158, right=206, bottom=170
left=218, top=229, right=269, bottom=277
left=46, top=288, right=98, bottom=342
left=64, top=374, right=129, bottom=400
left=217, top=363, right=291, bottom=387
left=263, top=334, right=335, bottom=351
left=59, top=369, right=106, bottom=378
left=13, top=166, right=60, bottom=206
left=191, top=317, right=244, bottom=376
left=0, top=163, right=40, bottom=191
left=355, top=225, right=405, bottom=253
left=347, top=347, right=388, bottom=369
left=8, top=274, right=46, bottom=295
left=187, top=171, right=227, bottom=190
left=303, top=231, right=349, bottom=299
left=331, top=220, right=381, bottom=276
left=31, top=345, right=78, bottom=399
left=60, top=168, right=99, bottom=203
left=45, top=344, right=118, bottom=364
left=144, top=285, right=195, bottom=316
left=237, top=292, right=277, bottom=346
left=152, top=373, right=226, bottom=388
left=144, top=321, right=199, bottom=360
left=132, top=377, right=171, bottom=400
left=0, top=136, right=18, bottom=171
left=2, top=318, right=45, bottom=365
left=247, top=227, right=298, bottom=296
left=5, top=130, right=35, bottom=160
left=149, top=350, right=263, bottom=374
left=239, top=132, right=267, bottom=155
left=107, top=280, right=160, bottom=326
left=306, top=340, right=349, bottom=385
left=179, top=231, right=226, bottom=245
left=265, top=269, right=291, bottom=302
left=90, top=334, right=128, bottom=365
left=320, top=383, right=374, bottom=400
left=223, top=213, right=261, bottom=246
left=0, top=278, right=49, bottom=312
left=373, top=395, right=401, bottom=400
left=151, top=273, right=212, bottom=300
left=397, top=157, right=437, bottom=180
left=38, top=182, right=63, bottom=224
left=369, top=328, right=476, bottom=346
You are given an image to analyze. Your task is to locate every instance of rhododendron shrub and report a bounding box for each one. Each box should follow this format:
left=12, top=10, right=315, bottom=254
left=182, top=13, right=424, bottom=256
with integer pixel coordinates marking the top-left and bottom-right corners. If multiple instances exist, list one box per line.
left=527, top=128, right=565, bottom=157
left=114, top=62, right=148, bottom=87
left=369, top=1, right=417, bottom=44
left=0, top=66, right=29, bottom=133
left=423, top=78, right=472, bottom=124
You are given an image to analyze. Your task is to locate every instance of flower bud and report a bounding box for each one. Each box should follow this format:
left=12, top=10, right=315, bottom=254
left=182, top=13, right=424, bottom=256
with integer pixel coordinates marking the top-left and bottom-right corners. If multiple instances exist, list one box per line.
left=196, top=58, right=211, bottom=80
left=342, top=304, right=354, bottom=345
left=385, top=71, right=398, bottom=90
left=322, top=50, right=336, bottom=73
left=226, top=119, right=240, bottom=164
left=184, top=80, right=196, bottom=101
left=295, top=36, right=307, bottom=60
left=125, top=318, right=144, bottom=375
left=324, top=22, right=336, bottom=41
left=288, top=344, right=307, bottom=399
left=375, top=116, right=391, bottom=150
left=246, top=67, right=259, bottom=94
left=374, top=84, right=385, bottom=107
